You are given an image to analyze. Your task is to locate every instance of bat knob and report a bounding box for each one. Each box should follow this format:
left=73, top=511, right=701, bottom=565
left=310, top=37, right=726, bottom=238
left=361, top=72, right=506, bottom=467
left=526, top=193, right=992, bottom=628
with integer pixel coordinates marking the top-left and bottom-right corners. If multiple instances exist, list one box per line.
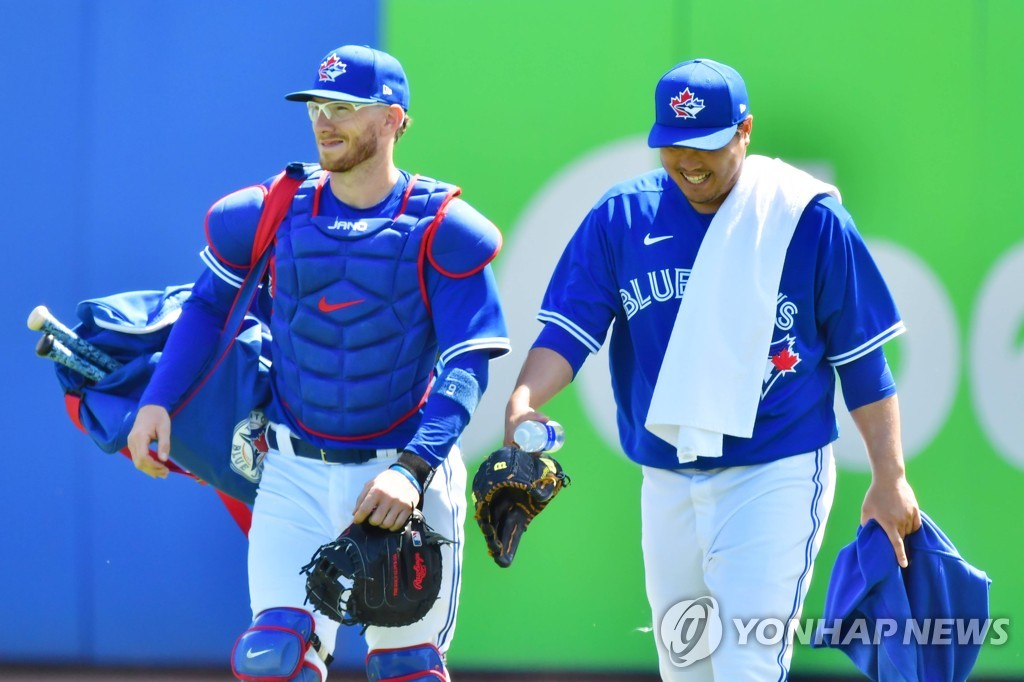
left=35, top=333, right=55, bottom=356
left=27, top=305, right=49, bottom=331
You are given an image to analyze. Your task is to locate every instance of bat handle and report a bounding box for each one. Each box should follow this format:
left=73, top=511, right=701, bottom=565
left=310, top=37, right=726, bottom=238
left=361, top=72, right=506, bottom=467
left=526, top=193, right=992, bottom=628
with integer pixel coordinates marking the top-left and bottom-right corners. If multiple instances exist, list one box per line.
left=35, top=334, right=108, bottom=383
left=64, top=335, right=123, bottom=374
left=28, top=305, right=122, bottom=373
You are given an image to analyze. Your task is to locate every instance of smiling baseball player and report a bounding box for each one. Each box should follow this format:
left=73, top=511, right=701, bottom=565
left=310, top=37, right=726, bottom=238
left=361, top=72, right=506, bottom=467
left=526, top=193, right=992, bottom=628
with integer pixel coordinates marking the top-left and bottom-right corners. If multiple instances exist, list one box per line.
left=504, top=58, right=921, bottom=680
left=128, top=44, right=509, bottom=681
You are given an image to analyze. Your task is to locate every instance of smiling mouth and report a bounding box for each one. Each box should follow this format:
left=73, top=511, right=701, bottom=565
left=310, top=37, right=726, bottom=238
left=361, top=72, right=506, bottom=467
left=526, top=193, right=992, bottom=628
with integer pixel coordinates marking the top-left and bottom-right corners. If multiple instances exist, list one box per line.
left=682, top=171, right=710, bottom=184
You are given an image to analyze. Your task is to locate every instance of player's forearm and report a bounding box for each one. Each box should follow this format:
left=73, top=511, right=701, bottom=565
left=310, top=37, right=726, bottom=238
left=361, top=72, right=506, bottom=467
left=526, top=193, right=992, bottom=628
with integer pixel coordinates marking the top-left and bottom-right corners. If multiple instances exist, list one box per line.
left=403, top=351, right=489, bottom=470
left=507, top=347, right=574, bottom=413
left=852, top=393, right=921, bottom=561
left=850, top=394, right=906, bottom=482
left=402, top=399, right=471, bottom=470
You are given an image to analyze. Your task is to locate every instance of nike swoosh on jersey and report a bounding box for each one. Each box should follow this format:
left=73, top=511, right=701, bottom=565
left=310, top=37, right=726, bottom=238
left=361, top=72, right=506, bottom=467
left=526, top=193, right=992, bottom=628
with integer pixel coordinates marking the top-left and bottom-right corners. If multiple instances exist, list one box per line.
left=318, top=295, right=365, bottom=313
left=246, top=648, right=273, bottom=659
left=643, top=233, right=673, bottom=246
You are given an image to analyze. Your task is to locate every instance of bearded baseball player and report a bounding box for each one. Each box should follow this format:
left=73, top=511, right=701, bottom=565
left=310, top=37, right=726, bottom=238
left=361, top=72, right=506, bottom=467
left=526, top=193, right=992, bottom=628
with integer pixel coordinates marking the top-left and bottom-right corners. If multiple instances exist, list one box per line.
left=504, top=58, right=921, bottom=680
left=128, top=44, right=509, bottom=681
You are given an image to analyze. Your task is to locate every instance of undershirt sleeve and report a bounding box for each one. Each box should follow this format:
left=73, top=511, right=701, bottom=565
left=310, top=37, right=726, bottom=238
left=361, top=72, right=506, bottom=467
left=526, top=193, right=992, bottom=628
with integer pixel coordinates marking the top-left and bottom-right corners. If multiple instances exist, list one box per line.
left=402, top=350, right=490, bottom=468
left=138, top=269, right=238, bottom=410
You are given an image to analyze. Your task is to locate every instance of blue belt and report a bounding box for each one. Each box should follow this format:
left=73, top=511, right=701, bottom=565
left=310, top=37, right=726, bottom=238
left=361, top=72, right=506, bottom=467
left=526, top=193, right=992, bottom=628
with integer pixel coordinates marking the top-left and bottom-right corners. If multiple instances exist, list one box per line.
left=266, top=426, right=399, bottom=464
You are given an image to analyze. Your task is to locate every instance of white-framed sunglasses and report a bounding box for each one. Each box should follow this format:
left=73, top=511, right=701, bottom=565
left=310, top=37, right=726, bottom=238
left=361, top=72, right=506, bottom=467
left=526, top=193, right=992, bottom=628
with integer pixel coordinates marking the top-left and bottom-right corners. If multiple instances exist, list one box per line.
left=306, top=100, right=385, bottom=122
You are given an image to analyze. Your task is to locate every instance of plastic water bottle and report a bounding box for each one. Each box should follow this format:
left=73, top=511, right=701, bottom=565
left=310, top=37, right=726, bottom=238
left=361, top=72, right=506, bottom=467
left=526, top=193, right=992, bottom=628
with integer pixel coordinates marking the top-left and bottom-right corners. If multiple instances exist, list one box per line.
left=514, top=420, right=565, bottom=453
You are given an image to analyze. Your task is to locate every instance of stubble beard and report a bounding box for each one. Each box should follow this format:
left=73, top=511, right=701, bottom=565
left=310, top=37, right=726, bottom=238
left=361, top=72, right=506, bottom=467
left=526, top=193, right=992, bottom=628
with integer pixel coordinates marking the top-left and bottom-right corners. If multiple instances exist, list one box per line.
left=319, top=130, right=379, bottom=173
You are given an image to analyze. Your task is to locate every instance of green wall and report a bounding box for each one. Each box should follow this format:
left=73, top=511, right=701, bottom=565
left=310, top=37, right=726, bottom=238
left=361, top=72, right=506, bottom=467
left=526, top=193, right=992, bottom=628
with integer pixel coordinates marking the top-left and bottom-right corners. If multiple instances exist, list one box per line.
left=388, top=1, right=1023, bottom=675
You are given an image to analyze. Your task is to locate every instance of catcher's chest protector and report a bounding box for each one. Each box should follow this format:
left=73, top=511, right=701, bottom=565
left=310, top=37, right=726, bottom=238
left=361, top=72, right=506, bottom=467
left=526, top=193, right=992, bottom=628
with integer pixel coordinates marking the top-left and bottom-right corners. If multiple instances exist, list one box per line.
left=271, top=172, right=459, bottom=438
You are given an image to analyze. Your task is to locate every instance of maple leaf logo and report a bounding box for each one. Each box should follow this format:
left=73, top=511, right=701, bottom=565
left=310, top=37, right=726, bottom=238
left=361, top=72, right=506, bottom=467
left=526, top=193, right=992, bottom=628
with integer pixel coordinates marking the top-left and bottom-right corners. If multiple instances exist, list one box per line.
left=762, top=335, right=801, bottom=398
left=670, top=88, right=705, bottom=119
left=771, top=347, right=800, bottom=372
left=318, top=54, right=347, bottom=82
left=252, top=430, right=269, bottom=454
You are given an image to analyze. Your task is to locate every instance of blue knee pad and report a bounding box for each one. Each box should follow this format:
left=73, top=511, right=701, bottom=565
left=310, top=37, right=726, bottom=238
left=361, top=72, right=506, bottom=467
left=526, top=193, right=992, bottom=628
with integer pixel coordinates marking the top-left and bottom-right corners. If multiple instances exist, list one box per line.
left=366, top=644, right=447, bottom=681
left=232, top=608, right=323, bottom=682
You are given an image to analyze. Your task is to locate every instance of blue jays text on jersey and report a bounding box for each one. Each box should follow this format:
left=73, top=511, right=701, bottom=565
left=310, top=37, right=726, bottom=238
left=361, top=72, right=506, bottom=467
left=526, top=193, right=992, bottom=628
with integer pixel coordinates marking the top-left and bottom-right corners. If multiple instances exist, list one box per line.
left=534, top=168, right=903, bottom=470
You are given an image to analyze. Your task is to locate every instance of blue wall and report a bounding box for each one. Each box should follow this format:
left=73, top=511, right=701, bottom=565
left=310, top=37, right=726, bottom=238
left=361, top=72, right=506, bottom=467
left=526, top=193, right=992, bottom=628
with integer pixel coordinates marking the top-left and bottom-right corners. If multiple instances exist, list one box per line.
left=0, top=0, right=380, bottom=669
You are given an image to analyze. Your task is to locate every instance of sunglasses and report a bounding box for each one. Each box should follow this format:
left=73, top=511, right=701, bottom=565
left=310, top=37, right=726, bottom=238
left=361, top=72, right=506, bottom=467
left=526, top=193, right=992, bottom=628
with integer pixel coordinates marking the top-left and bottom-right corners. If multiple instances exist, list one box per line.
left=306, top=100, right=386, bottom=122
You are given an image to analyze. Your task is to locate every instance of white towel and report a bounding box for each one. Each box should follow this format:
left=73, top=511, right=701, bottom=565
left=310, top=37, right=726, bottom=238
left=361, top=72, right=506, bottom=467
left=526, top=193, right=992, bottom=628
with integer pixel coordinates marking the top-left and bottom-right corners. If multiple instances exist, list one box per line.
left=645, top=155, right=840, bottom=463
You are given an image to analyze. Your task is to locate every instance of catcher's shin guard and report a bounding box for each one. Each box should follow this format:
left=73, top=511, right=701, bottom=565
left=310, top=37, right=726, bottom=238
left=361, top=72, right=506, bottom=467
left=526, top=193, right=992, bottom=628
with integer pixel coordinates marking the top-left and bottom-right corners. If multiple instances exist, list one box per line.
left=231, top=607, right=330, bottom=681
left=366, top=644, right=448, bottom=681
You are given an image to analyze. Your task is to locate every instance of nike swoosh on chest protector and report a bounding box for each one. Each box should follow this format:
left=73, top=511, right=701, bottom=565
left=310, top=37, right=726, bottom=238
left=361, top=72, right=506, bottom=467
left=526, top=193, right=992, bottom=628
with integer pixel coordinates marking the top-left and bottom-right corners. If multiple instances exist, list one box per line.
left=318, top=295, right=365, bottom=313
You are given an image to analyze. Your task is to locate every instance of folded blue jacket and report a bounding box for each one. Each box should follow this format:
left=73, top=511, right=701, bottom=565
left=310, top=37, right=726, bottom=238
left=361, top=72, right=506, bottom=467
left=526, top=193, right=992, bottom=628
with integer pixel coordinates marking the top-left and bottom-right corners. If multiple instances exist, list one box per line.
left=812, top=512, right=990, bottom=681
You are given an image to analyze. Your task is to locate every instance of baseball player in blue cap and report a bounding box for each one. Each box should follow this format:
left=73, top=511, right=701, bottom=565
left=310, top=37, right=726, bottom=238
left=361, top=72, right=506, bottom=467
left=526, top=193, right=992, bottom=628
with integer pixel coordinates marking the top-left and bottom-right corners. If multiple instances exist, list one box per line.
left=504, top=58, right=922, bottom=680
left=128, top=44, right=510, bottom=681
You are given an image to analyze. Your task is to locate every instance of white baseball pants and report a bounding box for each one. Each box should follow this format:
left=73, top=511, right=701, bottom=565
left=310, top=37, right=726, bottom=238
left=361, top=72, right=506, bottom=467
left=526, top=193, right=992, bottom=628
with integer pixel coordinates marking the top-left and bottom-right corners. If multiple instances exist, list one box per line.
left=247, top=441, right=467, bottom=679
left=641, top=447, right=836, bottom=681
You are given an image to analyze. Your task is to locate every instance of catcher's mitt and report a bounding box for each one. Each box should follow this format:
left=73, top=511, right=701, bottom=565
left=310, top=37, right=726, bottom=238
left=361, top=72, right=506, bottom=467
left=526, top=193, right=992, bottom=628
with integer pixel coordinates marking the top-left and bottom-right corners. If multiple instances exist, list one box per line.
left=472, top=446, right=570, bottom=568
left=301, top=510, right=450, bottom=629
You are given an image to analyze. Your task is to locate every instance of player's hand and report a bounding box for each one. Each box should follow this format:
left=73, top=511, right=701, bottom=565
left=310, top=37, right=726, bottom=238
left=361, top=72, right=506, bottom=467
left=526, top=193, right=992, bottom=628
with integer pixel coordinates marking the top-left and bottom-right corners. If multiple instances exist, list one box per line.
left=860, top=475, right=921, bottom=568
left=353, top=469, right=419, bottom=531
left=504, top=401, right=550, bottom=447
left=126, top=404, right=172, bottom=479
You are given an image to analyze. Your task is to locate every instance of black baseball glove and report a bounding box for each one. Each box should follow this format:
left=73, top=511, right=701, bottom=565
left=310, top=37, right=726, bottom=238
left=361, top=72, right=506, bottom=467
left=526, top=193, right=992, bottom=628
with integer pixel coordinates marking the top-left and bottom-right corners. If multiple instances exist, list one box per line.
left=472, top=446, right=571, bottom=568
left=301, top=510, right=450, bottom=629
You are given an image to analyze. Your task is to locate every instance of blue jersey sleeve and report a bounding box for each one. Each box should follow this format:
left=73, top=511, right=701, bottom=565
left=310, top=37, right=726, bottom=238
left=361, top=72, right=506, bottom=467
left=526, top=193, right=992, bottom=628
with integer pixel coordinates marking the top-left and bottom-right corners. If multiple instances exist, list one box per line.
left=536, top=204, right=620, bottom=360
left=532, top=323, right=592, bottom=376
left=427, top=265, right=509, bottom=365
left=400, top=199, right=508, bottom=467
left=812, top=196, right=905, bottom=365
left=141, top=180, right=273, bottom=409
left=835, top=346, right=897, bottom=411
left=424, top=199, right=510, bottom=365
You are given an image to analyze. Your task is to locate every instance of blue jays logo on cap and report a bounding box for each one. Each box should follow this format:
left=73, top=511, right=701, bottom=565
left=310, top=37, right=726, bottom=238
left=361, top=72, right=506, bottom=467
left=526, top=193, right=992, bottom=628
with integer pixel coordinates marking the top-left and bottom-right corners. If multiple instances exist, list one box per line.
left=648, top=58, right=749, bottom=151
left=286, top=44, right=410, bottom=110
left=318, top=54, right=347, bottom=83
left=670, top=88, right=705, bottom=119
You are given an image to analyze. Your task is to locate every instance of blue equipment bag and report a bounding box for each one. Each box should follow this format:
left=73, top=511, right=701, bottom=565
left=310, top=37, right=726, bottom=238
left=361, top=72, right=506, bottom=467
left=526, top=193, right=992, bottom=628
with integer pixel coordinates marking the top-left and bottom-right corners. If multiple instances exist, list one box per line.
left=53, top=165, right=306, bottom=515
left=56, top=280, right=271, bottom=506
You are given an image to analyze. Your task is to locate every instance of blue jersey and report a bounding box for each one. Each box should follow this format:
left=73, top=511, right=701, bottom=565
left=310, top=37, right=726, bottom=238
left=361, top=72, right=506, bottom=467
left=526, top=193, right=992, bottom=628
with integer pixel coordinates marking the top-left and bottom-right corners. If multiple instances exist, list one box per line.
left=535, top=168, right=903, bottom=470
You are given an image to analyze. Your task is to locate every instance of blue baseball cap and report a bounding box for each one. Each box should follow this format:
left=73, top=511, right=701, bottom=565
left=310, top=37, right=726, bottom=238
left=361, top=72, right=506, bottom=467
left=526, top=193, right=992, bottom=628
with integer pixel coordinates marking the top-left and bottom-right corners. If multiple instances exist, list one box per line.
left=285, top=45, right=410, bottom=110
left=647, top=58, right=749, bottom=150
